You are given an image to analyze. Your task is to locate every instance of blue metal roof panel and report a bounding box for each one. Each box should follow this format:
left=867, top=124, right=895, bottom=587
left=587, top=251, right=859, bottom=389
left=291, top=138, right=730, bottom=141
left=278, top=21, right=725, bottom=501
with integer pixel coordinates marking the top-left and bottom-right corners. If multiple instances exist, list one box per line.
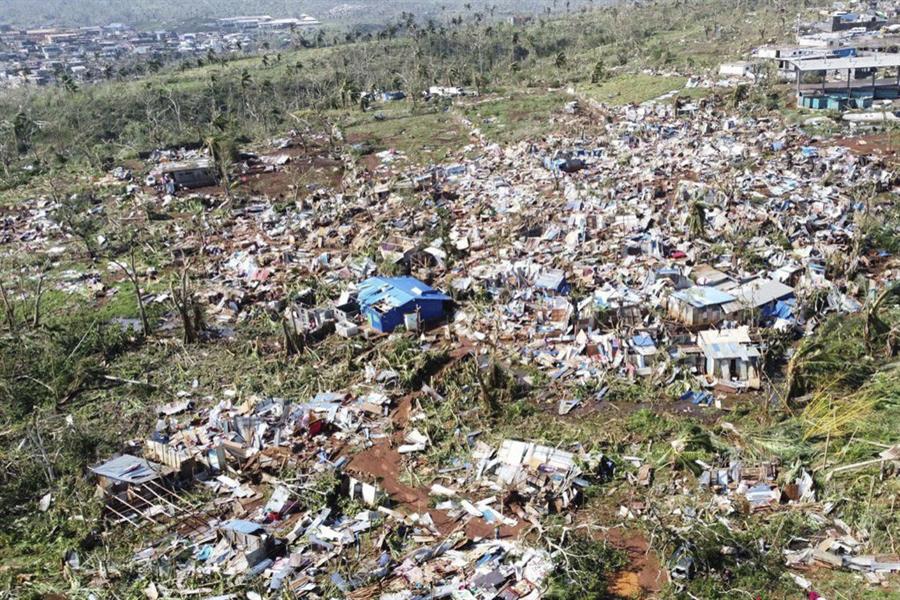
left=358, top=276, right=451, bottom=310
left=632, top=334, right=656, bottom=348
left=672, top=286, right=736, bottom=308
left=222, top=519, right=266, bottom=535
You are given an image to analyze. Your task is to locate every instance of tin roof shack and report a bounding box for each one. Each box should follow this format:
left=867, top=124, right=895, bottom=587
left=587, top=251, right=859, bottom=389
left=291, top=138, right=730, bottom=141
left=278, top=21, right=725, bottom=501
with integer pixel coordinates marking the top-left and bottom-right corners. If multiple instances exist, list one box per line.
left=594, top=287, right=644, bottom=328
left=89, top=454, right=177, bottom=523
left=283, top=304, right=336, bottom=346
left=668, top=286, right=736, bottom=327
left=723, top=278, right=795, bottom=324
left=534, top=269, right=570, bottom=294
left=698, top=327, right=761, bottom=390
left=357, top=276, right=451, bottom=333
left=628, top=333, right=660, bottom=376
left=153, top=159, right=217, bottom=189
left=217, top=519, right=278, bottom=574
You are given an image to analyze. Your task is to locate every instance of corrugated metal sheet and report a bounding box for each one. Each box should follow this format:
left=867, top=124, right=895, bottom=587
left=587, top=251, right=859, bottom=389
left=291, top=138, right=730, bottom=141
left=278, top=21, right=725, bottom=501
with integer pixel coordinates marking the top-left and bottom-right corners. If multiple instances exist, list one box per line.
left=357, top=276, right=451, bottom=311
left=90, top=454, right=164, bottom=484
left=671, top=286, right=736, bottom=308
left=726, top=278, right=794, bottom=311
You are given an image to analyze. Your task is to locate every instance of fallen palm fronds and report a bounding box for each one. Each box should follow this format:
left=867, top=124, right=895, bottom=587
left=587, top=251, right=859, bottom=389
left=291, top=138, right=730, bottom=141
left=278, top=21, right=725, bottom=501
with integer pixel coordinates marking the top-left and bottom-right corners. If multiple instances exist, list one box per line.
left=864, top=281, right=900, bottom=356
left=801, top=361, right=899, bottom=441
left=785, top=313, right=876, bottom=401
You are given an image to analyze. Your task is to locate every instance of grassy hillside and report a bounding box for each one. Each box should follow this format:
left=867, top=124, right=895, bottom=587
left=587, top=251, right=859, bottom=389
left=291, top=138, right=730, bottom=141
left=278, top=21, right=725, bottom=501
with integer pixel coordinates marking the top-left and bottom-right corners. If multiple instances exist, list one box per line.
left=0, top=0, right=804, bottom=196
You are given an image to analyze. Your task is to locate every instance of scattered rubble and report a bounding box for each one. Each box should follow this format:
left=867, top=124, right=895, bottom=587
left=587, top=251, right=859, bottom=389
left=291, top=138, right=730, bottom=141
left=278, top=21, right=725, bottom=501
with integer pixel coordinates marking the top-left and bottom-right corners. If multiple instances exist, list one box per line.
left=6, top=72, right=899, bottom=597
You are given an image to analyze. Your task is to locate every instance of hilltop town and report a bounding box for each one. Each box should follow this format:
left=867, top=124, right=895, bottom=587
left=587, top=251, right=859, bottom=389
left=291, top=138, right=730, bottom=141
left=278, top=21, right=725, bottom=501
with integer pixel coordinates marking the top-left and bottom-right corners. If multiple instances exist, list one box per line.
left=0, top=15, right=321, bottom=88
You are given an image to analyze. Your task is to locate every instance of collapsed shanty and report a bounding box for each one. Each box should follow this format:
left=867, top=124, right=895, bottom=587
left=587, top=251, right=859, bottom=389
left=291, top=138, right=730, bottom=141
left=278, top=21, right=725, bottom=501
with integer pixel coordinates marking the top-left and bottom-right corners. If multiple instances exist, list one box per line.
left=42, top=68, right=896, bottom=597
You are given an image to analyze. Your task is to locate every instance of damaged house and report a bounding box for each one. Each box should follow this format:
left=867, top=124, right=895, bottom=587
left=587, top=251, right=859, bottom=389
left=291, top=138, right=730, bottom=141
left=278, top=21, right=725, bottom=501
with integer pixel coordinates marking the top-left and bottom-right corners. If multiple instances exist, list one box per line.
left=357, top=276, right=451, bottom=333
left=723, top=278, right=795, bottom=323
left=89, top=454, right=178, bottom=523
left=152, top=159, right=218, bottom=189
left=698, top=326, right=762, bottom=389
left=215, top=519, right=278, bottom=574
left=668, top=286, right=737, bottom=327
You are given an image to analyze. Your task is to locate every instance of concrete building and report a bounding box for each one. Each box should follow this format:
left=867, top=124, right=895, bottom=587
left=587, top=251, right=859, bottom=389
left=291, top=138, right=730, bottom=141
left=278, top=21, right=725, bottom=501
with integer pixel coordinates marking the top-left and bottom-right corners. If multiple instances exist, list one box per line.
left=786, top=52, right=900, bottom=109
left=822, top=12, right=888, bottom=33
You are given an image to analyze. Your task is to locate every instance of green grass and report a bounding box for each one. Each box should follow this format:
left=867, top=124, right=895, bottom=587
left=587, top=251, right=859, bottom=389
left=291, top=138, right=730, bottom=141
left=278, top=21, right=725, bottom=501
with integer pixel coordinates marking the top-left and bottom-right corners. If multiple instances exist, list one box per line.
left=582, top=74, right=688, bottom=105
left=459, top=90, right=571, bottom=144
left=344, top=106, right=472, bottom=165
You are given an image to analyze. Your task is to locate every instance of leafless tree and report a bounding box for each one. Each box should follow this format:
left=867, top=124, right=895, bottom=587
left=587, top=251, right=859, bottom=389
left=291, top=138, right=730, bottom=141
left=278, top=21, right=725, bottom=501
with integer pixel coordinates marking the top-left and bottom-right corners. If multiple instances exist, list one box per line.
left=110, top=246, right=150, bottom=336
left=170, top=266, right=204, bottom=344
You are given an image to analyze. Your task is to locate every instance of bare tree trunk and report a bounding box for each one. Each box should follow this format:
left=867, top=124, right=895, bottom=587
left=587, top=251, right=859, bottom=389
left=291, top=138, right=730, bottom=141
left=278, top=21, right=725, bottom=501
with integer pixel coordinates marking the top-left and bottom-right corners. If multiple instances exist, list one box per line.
left=0, top=279, right=17, bottom=333
left=31, top=274, right=44, bottom=328
left=170, top=268, right=203, bottom=344
left=113, top=248, right=149, bottom=335
left=130, top=249, right=149, bottom=335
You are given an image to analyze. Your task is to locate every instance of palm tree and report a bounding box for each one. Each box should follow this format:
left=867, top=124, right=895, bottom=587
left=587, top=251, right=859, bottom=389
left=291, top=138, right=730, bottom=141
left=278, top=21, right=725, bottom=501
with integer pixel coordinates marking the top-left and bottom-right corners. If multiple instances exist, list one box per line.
left=205, top=116, right=238, bottom=200
left=555, top=51, right=567, bottom=70
left=685, top=199, right=707, bottom=240
left=12, top=111, right=38, bottom=155
left=60, top=73, right=78, bottom=93
left=238, top=69, right=254, bottom=113
left=591, top=60, right=606, bottom=83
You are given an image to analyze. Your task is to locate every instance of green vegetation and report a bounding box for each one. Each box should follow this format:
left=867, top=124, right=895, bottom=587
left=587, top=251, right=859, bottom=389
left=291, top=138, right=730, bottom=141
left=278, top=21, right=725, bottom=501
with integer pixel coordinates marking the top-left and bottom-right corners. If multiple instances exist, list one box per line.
left=0, top=0, right=806, bottom=192
left=345, top=106, right=472, bottom=165
left=544, top=532, right=627, bottom=599
left=1, top=0, right=897, bottom=597
left=460, top=90, right=571, bottom=144
left=1, top=0, right=596, bottom=29
left=582, top=73, right=688, bottom=105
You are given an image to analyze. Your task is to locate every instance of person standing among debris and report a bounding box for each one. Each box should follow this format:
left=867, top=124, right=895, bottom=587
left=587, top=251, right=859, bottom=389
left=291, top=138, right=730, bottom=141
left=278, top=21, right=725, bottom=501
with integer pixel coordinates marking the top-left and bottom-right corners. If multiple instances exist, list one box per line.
left=164, top=173, right=176, bottom=196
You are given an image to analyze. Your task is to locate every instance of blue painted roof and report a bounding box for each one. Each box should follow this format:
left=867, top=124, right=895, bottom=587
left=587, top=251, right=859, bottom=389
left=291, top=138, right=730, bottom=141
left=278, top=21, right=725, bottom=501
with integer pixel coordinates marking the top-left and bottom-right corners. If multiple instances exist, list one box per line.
left=632, top=334, right=656, bottom=348
left=672, top=286, right=736, bottom=308
left=357, top=277, right=451, bottom=311
left=222, top=519, right=266, bottom=535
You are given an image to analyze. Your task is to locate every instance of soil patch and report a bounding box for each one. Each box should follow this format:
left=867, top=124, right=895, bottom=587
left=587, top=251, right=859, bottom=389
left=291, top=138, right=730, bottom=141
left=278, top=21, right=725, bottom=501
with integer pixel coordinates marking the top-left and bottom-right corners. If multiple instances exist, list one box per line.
left=602, top=527, right=666, bottom=598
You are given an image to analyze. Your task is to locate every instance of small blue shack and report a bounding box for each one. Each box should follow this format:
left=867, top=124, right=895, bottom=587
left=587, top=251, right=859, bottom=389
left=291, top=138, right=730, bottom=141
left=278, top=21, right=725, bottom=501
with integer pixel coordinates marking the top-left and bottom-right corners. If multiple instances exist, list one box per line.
left=357, top=276, right=451, bottom=333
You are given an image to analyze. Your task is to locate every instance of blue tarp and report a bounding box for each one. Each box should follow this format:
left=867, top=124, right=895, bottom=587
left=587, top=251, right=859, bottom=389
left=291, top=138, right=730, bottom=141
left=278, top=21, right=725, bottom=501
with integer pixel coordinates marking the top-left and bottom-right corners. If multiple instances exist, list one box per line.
left=680, top=390, right=714, bottom=406
left=632, top=334, right=656, bottom=348
left=222, top=519, right=265, bottom=535
left=762, top=298, right=795, bottom=320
